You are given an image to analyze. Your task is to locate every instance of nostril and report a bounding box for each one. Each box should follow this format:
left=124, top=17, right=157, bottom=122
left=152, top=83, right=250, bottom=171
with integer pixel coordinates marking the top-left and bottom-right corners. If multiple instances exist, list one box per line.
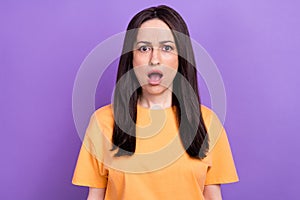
left=150, top=60, right=160, bottom=66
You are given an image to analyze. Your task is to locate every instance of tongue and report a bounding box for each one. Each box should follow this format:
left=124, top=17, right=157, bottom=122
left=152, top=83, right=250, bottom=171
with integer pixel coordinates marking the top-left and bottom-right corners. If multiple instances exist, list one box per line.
left=149, top=74, right=161, bottom=81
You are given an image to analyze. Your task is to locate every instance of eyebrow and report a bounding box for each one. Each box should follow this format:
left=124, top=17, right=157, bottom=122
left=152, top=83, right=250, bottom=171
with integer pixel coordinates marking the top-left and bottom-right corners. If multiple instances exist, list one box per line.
left=135, top=40, right=175, bottom=45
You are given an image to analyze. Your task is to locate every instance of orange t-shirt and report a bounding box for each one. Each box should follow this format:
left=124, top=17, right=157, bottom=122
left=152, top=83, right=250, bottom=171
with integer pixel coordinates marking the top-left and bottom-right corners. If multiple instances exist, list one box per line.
left=72, top=104, right=239, bottom=199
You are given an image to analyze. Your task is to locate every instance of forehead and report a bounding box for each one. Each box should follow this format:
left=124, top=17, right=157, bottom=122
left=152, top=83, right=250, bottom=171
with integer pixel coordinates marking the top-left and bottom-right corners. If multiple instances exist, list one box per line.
left=136, top=19, right=175, bottom=42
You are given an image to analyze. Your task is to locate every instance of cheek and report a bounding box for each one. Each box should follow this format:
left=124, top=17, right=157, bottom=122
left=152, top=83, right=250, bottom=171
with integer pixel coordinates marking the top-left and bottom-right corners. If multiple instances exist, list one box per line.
left=133, top=52, right=149, bottom=67
left=162, top=54, right=178, bottom=70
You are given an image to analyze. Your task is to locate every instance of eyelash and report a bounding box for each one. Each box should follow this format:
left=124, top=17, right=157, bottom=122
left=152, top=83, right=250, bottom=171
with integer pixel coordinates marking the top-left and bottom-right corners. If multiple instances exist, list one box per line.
left=137, top=45, right=174, bottom=52
left=138, top=46, right=151, bottom=52
left=162, top=45, right=174, bottom=51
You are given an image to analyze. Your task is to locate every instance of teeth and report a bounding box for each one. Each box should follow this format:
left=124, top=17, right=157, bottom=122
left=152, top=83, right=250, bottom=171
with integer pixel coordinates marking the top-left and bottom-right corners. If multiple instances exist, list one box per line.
left=148, top=72, right=163, bottom=78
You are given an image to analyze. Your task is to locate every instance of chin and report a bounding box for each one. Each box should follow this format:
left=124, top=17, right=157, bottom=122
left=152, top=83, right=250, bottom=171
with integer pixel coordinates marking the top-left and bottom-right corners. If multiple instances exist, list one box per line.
left=142, top=85, right=171, bottom=95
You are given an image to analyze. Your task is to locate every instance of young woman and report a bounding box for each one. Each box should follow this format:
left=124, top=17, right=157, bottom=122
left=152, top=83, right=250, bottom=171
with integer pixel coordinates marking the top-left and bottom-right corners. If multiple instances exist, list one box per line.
left=72, top=5, right=239, bottom=200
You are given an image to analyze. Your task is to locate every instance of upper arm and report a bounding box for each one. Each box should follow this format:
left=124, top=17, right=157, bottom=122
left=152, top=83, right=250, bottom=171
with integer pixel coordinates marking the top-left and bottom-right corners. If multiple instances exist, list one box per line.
left=204, top=128, right=239, bottom=185
left=201, top=106, right=239, bottom=185
left=87, top=187, right=106, bottom=200
left=201, top=107, right=238, bottom=198
left=72, top=114, right=109, bottom=188
left=203, top=184, right=222, bottom=200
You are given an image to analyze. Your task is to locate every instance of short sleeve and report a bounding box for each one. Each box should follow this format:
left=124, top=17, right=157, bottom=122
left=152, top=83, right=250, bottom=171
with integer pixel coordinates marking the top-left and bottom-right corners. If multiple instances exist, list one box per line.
left=72, top=114, right=108, bottom=188
left=204, top=128, right=239, bottom=185
left=201, top=106, right=239, bottom=185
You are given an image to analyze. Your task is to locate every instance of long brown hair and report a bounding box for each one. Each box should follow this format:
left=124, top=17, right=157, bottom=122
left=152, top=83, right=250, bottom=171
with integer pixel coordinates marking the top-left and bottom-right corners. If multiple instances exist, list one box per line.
left=112, top=5, right=209, bottom=159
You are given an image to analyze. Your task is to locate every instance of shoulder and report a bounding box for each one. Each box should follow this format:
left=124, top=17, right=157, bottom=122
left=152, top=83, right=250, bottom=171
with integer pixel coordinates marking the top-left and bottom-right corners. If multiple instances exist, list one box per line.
left=200, top=104, right=225, bottom=153
left=92, top=104, right=114, bottom=133
left=200, top=104, right=224, bottom=130
left=94, top=104, right=113, bottom=118
left=200, top=104, right=219, bottom=125
left=200, top=104, right=213, bottom=117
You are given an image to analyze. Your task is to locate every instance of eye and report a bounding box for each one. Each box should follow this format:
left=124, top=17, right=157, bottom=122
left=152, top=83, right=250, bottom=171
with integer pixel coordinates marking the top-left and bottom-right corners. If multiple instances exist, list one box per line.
left=162, top=45, right=174, bottom=52
left=138, top=45, right=152, bottom=52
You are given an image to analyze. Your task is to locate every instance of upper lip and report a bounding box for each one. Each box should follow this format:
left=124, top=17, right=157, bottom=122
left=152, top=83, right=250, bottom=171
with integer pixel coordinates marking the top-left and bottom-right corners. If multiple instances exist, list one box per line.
left=147, top=69, right=163, bottom=78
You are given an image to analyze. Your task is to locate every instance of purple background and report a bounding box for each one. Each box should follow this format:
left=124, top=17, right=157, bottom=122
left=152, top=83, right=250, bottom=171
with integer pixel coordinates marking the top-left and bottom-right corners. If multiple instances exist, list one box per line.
left=1, top=0, right=300, bottom=199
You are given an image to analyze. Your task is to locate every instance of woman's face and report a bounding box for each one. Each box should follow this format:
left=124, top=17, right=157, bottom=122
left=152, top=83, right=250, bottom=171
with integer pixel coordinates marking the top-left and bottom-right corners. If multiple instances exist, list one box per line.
left=133, top=19, right=178, bottom=96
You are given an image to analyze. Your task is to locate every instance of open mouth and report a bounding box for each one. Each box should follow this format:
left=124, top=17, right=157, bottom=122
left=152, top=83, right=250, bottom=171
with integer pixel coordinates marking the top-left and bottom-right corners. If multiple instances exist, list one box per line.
left=147, top=70, right=163, bottom=85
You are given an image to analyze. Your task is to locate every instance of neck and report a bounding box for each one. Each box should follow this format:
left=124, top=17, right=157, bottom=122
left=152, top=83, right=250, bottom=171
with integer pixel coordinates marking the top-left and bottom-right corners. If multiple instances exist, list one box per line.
left=138, top=89, right=173, bottom=109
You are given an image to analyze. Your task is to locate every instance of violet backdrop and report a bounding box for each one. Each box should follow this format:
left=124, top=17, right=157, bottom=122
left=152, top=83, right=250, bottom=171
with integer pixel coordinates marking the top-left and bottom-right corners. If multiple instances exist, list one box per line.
left=1, top=0, right=299, bottom=199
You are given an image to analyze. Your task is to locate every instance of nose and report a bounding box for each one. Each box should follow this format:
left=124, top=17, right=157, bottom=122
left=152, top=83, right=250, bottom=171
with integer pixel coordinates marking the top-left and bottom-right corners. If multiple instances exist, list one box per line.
left=150, top=47, right=160, bottom=66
